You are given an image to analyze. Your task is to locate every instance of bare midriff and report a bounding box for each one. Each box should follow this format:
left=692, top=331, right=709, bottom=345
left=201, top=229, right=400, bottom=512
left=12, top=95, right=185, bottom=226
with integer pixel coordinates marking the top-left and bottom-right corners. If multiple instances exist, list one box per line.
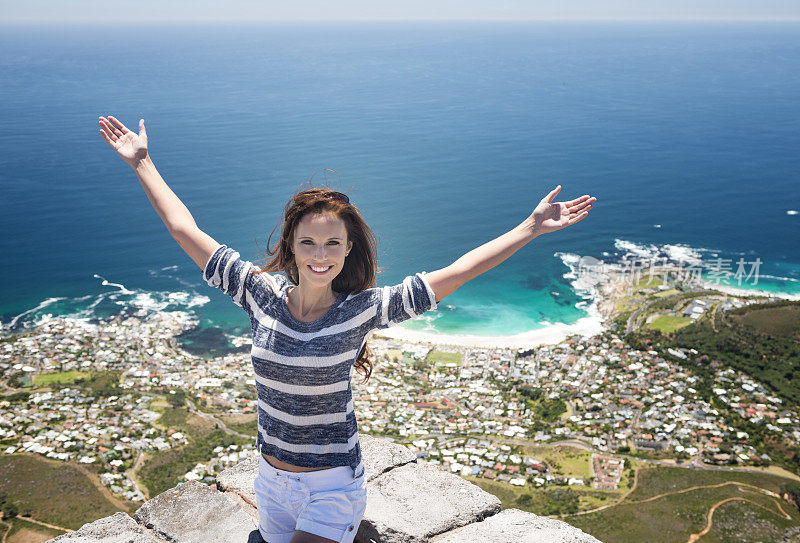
left=263, top=453, right=335, bottom=472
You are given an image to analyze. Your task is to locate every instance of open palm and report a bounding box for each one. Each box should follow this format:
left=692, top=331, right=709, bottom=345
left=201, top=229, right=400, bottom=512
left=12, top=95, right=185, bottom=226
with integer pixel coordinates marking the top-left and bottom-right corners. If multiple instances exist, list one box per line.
left=530, top=185, right=596, bottom=235
left=99, top=116, right=148, bottom=167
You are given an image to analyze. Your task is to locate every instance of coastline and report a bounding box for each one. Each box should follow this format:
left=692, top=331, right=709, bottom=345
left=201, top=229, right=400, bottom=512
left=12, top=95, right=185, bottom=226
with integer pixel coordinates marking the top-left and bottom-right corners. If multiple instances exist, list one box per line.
left=374, top=312, right=606, bottom=349
left=4, top=241, right=799, bottom=349
left=374, top=260, right=800, bottom=350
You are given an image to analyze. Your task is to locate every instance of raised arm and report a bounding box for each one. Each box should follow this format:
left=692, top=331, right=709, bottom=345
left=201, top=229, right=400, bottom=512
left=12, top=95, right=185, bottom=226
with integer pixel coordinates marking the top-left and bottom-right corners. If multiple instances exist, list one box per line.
left=424, top=185, right=596, bottom=303
left=98, top=116, right=220, bottom=270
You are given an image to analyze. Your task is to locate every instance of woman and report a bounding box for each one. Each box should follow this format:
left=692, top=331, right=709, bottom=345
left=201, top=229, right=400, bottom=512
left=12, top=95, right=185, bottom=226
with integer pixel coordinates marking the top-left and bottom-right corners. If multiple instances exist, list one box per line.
left=98, top=115, right=595, bottom=543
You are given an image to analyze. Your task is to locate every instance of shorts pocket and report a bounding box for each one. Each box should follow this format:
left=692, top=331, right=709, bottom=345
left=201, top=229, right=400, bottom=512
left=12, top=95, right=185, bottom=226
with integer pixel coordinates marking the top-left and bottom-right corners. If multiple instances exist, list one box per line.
left=297, top=482, right=367, bottom=542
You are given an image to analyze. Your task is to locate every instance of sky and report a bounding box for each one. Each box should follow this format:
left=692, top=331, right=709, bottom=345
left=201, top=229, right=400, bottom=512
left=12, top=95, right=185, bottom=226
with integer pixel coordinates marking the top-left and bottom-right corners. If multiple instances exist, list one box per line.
left=1, top=0, right=799, bottom=23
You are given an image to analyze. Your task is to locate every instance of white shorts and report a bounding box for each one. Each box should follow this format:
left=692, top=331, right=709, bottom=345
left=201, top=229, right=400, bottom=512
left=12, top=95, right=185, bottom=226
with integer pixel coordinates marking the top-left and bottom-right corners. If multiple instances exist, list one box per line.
left=254, top=454, right=367, bottom=543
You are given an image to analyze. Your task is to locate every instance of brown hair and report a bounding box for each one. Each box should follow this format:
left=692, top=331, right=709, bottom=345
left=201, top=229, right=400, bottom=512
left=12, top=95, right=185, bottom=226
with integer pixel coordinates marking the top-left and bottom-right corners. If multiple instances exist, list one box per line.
left=251, top=186, right=379, bottom=381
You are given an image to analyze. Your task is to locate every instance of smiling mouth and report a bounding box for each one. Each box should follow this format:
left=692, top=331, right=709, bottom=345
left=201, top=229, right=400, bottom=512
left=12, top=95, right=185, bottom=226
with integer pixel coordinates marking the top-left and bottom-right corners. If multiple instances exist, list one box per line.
left=309, top=265, right=332, bottom=274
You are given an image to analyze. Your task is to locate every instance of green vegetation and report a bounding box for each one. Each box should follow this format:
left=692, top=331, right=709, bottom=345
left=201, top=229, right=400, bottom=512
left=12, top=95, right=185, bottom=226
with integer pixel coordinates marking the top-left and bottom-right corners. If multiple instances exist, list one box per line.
left=138, top=406, right=251, bottom=496
left=653, top=288, right=681, bottom=298
left=0, top=454, right=132, bottom=530
left=33, top=370, right=89, bottom=386
left=566, top=465, right=800, bottom=543
left=782, top=481, right=800, bottom=512
left=636, top=277, right=664, bottom=290
left=425, top=350, right=462, bottom=366
left=166, top=389, right=186, bottom=408
left=4, top=516, right=66, bottom=541
left=729, top=300, right=800, bottom=337
left=0, top=492, right=19, bottom=518
left=218, top=413, right=258, bottom=436
left=621, top=300, right=800, bottom=474
left=648, top=290, right=717, bottom=312
left=2, top=391, right=30, bottom=403
left=668, top=301, right=800, bottom=404
left=522, top=446, right=593, bottom=479
left=627, top=466, right=793, bottom=501
left=73, top=370, right=126, bottom=398
left=467, top=476, right=618, bottom=517
left=513, top=382, right=567, bottom=423
left=386, top=349, right=403, bottom=362
left=647, top=315, right=692, bottom=334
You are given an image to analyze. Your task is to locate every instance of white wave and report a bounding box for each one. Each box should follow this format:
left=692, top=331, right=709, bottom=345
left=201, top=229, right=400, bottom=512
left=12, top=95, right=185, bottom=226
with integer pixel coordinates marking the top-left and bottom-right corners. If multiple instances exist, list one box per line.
left=613, top=239, right=659, bottom=259
left=93, top=274, right=135, bottom=294
left=613, top=238, right=710, bottom=267
left=161, top=265, right=179, bottom=271
left=87, top=292, right=111, bottom=310
left=759, top=274, right=800, bottom=283
left=186, top=294, right=211, bottom=308
left=552, top=251, right=609, bottom=334
left=416, top=312, right=442, bottom=332
left=662, top=244, right=704, bottom=266
left=3, top=297, right=65, bottom=330
left=166, top=292, right=190, bottom=304
left=695, top=276, right=800, bottom=301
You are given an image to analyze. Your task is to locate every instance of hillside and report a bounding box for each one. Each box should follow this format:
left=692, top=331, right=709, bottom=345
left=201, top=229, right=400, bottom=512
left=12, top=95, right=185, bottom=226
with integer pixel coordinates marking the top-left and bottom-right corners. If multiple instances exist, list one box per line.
left=668, top=300, right=800, bottom=404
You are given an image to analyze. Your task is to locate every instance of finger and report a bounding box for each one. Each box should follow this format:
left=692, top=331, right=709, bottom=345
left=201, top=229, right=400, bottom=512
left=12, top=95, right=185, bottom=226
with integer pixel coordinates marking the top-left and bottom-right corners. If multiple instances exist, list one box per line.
left=568, top=198, right=595, bottom=214
left=569, top=210, right=590, bottom=226
left=107, top=115, right=131, bottom=134
left=99, top=129, right=120, bottom=150
left=99, top=129, right=116, bottom=147
left=100, top=118, right=124, bottom=139
left=138, top=119, right=146, bottom=139
left=99, top=119, right=120, bottom=142
left=569, top=203, right=593, bottom=217
left=544, top=185, right=562, bottom=203
left=565, top=195, right=593, bottom=209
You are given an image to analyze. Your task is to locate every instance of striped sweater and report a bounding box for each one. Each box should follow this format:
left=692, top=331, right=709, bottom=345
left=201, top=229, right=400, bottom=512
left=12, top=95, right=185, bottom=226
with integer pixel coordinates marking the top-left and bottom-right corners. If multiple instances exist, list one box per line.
left=203, top=244, right=438, bottom=479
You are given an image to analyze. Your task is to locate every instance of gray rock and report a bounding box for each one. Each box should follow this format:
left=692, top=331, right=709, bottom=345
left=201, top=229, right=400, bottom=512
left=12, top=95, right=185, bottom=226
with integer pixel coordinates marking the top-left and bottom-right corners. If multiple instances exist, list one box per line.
left=216, top=455, right=259, bottom=507
left=47, top=512, right=163, bottom=543
left=357, top=461, right=501, bottom=543
left=134, top=481, right=257, bottom=543
left=431, top=508, right=602, bottom=543
left=360, top=433, right=417, bottom=482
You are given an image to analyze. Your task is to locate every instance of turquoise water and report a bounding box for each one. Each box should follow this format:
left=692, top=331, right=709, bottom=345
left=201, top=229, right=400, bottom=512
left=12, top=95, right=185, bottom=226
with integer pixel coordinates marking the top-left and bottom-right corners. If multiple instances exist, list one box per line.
left=1, top=22, right=799, bottom=340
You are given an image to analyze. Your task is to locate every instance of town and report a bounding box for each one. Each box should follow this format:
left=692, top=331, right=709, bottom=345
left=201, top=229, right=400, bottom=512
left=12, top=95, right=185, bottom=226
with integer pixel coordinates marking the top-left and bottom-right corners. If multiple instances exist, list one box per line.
left=2, top=285, right=798, bottom=507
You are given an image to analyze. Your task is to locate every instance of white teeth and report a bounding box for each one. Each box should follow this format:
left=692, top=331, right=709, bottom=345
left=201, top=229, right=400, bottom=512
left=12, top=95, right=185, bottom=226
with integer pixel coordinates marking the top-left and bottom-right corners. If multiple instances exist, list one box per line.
left=310, top=265, right=331, bottom=272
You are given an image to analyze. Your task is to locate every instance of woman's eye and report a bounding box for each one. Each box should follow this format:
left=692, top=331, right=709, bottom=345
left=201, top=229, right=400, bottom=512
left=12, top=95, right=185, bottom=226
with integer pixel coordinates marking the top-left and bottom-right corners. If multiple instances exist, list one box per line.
left=300, top=240, right=339, bottom=245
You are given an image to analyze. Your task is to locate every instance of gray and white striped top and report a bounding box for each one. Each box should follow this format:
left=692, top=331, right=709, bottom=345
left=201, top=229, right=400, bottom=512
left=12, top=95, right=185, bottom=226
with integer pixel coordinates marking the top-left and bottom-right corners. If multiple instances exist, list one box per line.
left=203, top=244, right=438, bottom=479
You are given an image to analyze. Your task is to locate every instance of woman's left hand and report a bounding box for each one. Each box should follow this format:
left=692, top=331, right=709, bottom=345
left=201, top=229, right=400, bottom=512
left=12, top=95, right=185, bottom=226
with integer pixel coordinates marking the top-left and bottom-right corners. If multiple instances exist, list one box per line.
left=528, top=185, right=596, bottom=235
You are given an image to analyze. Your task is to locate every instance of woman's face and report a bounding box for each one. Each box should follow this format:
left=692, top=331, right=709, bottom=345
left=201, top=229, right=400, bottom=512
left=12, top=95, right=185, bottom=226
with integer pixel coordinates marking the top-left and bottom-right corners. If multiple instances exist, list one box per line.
left=291, top=212, right=352, bottom=290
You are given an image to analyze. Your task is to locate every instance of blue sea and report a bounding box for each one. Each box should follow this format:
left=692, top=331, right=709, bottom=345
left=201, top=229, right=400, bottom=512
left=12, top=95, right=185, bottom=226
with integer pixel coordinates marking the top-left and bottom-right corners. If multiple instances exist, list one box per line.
left=2, top=21, right=799, bottom=347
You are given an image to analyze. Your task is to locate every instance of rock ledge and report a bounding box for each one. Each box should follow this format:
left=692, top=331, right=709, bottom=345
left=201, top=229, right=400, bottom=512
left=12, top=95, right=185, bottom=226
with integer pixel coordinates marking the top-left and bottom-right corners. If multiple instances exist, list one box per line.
left=49, top=435, right=601, bottom=543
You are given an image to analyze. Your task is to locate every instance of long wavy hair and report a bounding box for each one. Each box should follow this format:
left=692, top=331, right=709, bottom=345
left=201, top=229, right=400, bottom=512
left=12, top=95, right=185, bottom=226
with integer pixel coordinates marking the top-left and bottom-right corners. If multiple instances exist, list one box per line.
left=251, top=186, right=379, bottom=381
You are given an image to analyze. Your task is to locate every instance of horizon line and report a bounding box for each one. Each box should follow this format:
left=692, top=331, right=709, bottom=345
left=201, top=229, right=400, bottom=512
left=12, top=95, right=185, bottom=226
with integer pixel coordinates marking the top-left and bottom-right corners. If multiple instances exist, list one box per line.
left=2, top=17, right=800, bottom=24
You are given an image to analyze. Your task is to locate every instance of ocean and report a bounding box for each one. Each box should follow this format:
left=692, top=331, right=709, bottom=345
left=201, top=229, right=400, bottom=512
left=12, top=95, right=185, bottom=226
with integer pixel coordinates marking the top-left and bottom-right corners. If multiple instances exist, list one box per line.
left=2, top=21, right=799, bottom=347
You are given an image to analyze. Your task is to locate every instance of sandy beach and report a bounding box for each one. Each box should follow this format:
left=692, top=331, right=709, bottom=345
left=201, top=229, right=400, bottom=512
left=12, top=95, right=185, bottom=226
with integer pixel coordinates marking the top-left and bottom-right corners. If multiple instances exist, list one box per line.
left=373, top=261, right=799, bottom=350
left=375, top=312, right=606, bottom=349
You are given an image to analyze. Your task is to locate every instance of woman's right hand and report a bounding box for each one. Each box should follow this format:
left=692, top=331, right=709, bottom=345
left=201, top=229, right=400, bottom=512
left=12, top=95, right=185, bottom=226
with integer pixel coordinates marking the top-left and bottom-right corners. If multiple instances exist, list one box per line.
left=99, top=115, right=148, bottom=168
